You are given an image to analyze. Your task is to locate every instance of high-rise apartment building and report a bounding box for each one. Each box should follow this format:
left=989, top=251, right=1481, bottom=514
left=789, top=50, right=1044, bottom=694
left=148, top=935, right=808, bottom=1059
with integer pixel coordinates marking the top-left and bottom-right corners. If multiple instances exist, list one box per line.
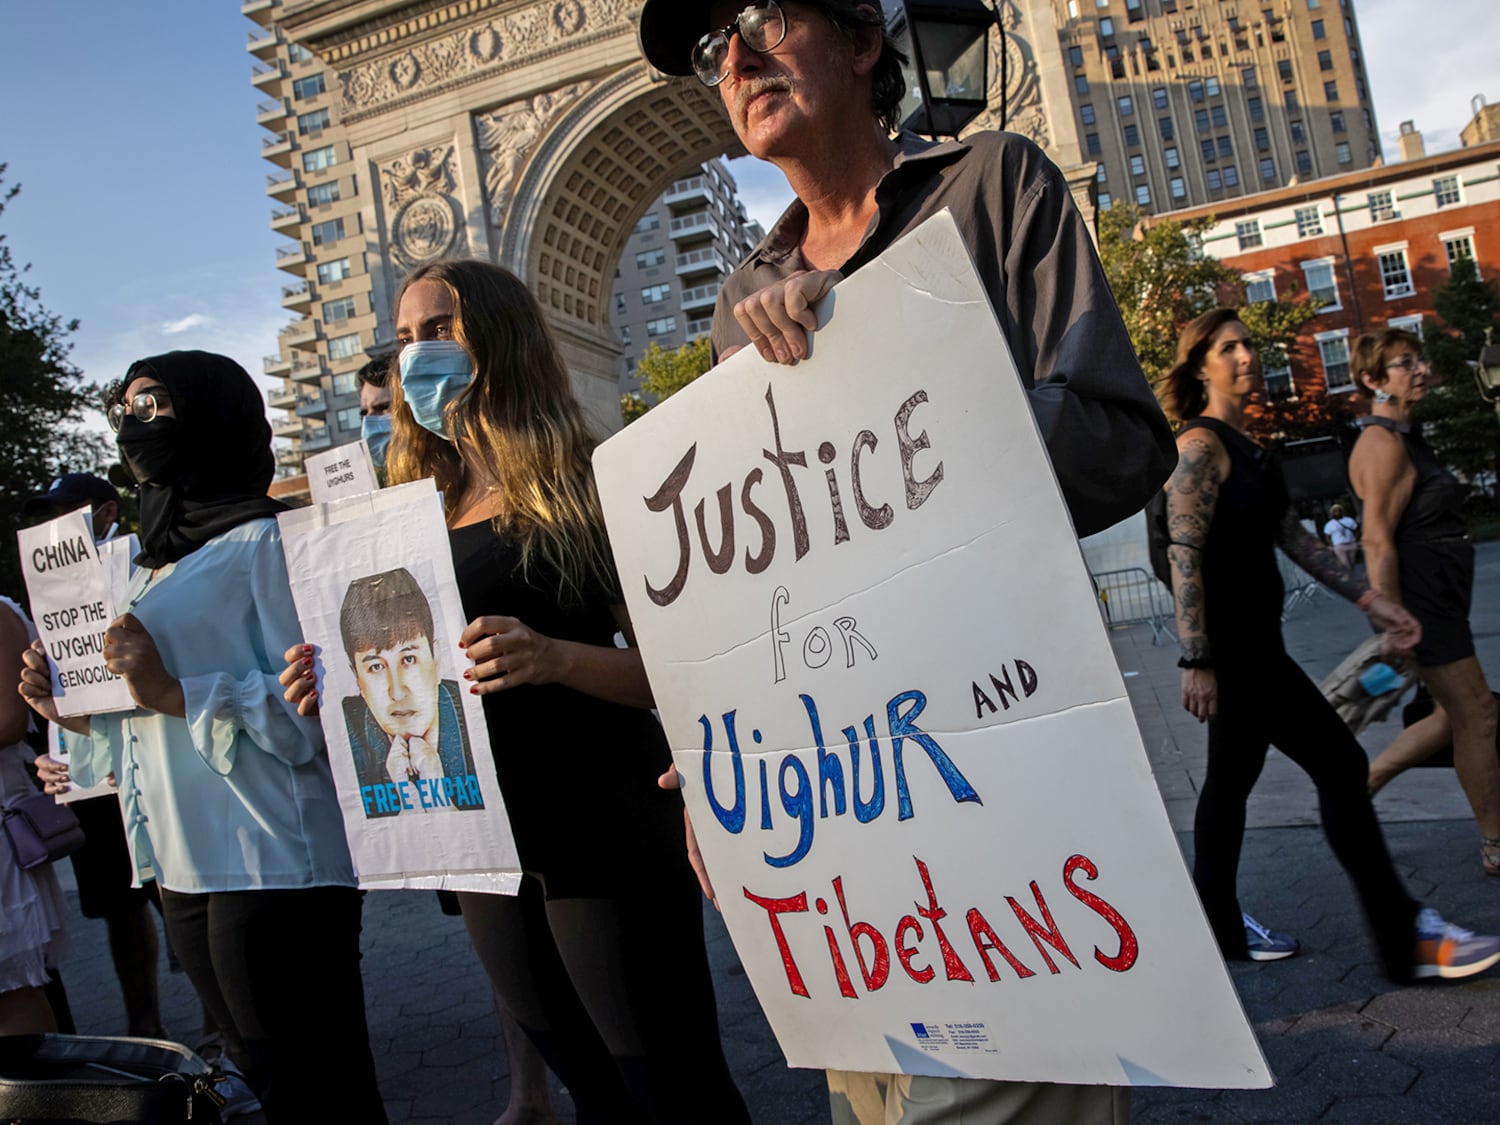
left=611, top=160, right=764, bottom=396
left=1056, top=0, right=1380, bottom=216
left=247, top=1, right=378, bottom=483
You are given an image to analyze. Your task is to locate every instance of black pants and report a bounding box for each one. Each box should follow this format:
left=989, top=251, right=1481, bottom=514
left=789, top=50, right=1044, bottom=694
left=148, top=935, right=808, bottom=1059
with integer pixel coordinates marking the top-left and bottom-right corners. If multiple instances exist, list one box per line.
left=159, top=886, right=387, bottom=1125
left=457, top=877, right=749, bottom=1125
left=1193, top=649, right=1420, bottom=982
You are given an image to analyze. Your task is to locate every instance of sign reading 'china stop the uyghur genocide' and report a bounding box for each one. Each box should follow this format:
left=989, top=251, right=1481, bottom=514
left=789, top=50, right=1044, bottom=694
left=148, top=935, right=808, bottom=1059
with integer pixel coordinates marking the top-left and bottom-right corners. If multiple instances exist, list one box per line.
left=593, top=212, right=1269, bottom=1089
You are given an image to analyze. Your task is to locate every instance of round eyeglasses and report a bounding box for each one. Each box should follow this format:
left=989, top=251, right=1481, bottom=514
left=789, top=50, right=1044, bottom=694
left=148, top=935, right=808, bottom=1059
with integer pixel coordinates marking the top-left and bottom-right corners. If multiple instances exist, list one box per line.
left=107, top=389, right=172, bottom=432
left=1384, top=356, right=1428, bottom=375
left=692, top=0, right=787, bottom=87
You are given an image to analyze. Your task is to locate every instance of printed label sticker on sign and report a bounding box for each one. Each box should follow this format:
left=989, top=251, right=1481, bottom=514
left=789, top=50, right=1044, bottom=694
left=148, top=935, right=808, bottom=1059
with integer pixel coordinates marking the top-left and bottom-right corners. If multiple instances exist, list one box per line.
left=592, top=210, right=1269, bottom=1089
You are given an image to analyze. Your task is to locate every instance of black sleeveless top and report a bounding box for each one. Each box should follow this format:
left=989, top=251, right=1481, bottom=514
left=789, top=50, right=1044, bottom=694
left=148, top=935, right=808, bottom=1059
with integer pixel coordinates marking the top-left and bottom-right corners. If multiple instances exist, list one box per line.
left=1357, top=416, right=1468, bottom=544
left=1189, top=416, right=1290, bottom=658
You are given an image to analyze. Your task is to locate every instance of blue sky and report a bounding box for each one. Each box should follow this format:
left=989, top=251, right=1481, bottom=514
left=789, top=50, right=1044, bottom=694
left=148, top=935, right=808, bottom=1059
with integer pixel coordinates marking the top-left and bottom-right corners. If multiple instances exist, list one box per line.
left=0, top=0, right=1493, bottom=417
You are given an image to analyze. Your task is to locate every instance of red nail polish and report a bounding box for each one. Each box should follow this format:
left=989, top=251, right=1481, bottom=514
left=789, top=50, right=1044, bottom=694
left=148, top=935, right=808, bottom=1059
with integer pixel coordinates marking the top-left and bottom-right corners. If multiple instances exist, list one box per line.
left=302, top=657, right=312, bottom=667
left=303, top=644, right=313, bottom=654
left=469, top=685, right=479, bottom=694
left=458, top=641, right=466, bottom=649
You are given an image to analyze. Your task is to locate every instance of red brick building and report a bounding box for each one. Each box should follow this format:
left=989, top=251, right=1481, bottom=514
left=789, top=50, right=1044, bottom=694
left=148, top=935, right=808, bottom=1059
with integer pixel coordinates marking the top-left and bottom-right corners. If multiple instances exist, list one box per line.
left=1167, top=137, right=1500, bottom=436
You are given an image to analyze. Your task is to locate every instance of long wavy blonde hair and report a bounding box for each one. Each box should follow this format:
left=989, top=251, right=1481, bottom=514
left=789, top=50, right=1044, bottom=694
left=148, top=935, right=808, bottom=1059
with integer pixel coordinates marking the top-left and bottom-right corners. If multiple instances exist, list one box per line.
left=385, top=259, right=617, bottom=603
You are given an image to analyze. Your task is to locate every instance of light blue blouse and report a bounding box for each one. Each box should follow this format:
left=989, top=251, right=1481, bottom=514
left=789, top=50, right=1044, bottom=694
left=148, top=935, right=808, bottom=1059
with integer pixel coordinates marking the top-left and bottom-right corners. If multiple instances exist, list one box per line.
left=70, top=519, right=355, bottom=893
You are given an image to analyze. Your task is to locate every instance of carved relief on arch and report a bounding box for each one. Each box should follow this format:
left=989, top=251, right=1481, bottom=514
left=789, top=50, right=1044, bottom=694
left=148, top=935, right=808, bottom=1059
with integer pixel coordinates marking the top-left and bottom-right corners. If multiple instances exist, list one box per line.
left=380, top=145, right=467, bottom=269
left=476, top=84, right=592, bottom=231
left=964, top=1, right=1049, bottom=150
left=336, top=0, right=630, bottom=117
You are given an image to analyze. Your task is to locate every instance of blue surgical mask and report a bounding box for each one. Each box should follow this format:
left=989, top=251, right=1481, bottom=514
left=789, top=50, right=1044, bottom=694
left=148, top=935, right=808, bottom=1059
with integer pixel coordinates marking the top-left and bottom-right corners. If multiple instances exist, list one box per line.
left=361, top=412, right=392, bottom=469
left=399, top=341, right=474, bottom=438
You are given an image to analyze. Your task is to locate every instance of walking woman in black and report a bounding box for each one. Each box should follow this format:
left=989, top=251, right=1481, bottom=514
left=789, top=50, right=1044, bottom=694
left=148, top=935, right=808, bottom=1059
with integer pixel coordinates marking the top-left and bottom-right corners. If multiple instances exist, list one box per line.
left=1161, top=307, right=1500, bottom=981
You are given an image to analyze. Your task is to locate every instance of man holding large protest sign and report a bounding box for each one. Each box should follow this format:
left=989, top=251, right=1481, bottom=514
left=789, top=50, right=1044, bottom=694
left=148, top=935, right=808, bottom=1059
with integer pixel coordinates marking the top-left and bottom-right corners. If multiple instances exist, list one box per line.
left=637, top=1, right=1176, bottom=1120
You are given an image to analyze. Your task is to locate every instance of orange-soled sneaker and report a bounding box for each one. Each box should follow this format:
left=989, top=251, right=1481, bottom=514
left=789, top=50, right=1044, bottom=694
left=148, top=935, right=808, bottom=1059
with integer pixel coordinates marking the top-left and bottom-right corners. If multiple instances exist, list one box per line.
left=1413, top=908, right=1500, bottom=980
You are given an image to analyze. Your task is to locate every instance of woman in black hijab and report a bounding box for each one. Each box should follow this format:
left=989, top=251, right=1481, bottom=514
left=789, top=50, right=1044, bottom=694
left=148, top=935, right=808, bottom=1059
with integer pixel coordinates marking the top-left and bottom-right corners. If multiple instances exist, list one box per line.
left=21, top=352, right=386, bottom=1123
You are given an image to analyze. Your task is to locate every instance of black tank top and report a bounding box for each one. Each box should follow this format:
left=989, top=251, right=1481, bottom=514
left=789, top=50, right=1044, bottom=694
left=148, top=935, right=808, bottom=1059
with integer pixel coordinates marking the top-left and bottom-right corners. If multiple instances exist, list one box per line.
left=1358, top=417, right=1468, bottom=544
left=1189, top=416, right=1289, bottom=655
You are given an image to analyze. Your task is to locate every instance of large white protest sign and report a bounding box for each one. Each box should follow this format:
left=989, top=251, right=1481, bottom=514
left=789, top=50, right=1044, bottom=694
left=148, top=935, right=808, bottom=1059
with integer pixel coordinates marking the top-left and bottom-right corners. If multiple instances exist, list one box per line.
left=17, top=510, right=133, bottom=717
left=51, top=533, right=140, bottom=803
left=593, top=212, right=1268, bottom=1088
left=280, top=481, right=521, bottom=894
left=305, top=442, right=378, bottom=506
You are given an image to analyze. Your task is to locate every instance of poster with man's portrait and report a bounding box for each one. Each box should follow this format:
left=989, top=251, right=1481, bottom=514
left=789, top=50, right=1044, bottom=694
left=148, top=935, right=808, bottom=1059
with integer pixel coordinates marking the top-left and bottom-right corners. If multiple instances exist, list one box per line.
left=280, top=481, right=520, bottom=894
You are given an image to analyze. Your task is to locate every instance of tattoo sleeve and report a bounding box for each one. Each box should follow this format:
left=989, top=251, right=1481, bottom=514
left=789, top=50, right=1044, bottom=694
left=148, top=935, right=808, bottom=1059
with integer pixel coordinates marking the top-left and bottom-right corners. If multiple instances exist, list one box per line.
left=1277, top=513, right=1364, bottom=602
left=1165, top=440, right=1220, bottom=663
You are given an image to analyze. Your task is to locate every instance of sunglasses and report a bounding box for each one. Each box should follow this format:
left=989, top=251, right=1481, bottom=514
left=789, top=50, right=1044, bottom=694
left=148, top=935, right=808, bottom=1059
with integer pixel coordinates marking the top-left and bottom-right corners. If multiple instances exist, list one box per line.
left=107, top=389, right=172, bottom=432
left=692, top=0, right=788, bottom=87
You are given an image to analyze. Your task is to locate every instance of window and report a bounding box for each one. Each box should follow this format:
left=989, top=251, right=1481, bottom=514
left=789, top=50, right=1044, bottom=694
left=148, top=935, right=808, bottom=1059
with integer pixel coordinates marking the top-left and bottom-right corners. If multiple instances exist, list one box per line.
left=322, top=296, right=357, bottom=323
left=327, top=332, right=361, bottom=361
left=1318, top=50, right=1332, bottom=71
left=1075, top=74, right=1090, bottom=94
left=620, top=326, right=631, bottom=346
left=1260, top=156, right=1277, bottom=181
left=1068, top=45, right=1084, bottom=67
left=1335, top=141, right=1352, bottom=164
left=645, top=317, right=677, bottom=337
left=1253, top=126, right=1270, bottom=152
left=1158, top=115, right=1175, bottom=139
left=1080, top=103, right=1096, bottom=125
left=1123, top=123, right=1140, bottom=146
left=1189, top=80, right=1204, bottom=102
left=1099, top=17, right=1114, bottom=36
left=1295, top=150, right=1313, bottom=177
left=1195, top=108, right=1211, bottom=133
left=1152, top=87, right=1168, bottom=110
left=1170, top=176, right=1187, bottom=201
left=332, top=372, right=359, bottom=396
left=336, top=407, right=361, bottom=433
left=1117, top=95, right=1135, bottom=117
left=1388, top=314, right=1424, bottom=339
left=1433, top=175, right=1462, bottom=207
left=1236, top=220, right=1262, bottom=251
left=1295, top=206, right=1323, bottom=237
left=633, top=212, right=661, bottom=233
left=292, top=73, right=325, bottom=100
left=1290, top=120, right=1306, bottom=143
left=310, top=217, right=345, bottom=245
left=636, top=248, right=667, bottom=268
left=1303, top=258, right=1340, bottom=308
left=1317, top=330, right=1353, bottom=391
left=1097, top=192, right=1113, bottom=211
left=1223, top=164, right=1240, bottom=187
left=1164, top=146, right=1180, bottom=169
left=1307, top=0, right=1320, bottom=7
left=1201, top=138, right=1217, bottom=162
left=1097, top=163, right=1108, bottom=183
left=1285, top=90, right=1299, bottom=113
left=287, top=43, right=315, bottom=64
left=1086, top=132, right=1101, bottom=155
left=1324, top=80, right=1339, bottom=102
left=316, top=257, right=352, bottom=284
left=1205, top=76, right=1221, bottom=97
left=302, top=145, right=336, bottom=173
left=1217, top=135, right=1234, bottom=157
left=1377, top=248, right=1414, bottom=298
left=1368, top=190, right=1396, bottom=221
left=1129, top=154, right=1146, bottom=175
left=1262, top=348, right=1294, bottom=401
left=1248, top=95, right=1264, bottom=122
left=1278, top=59, right=1293, bottom=82
left=1211, top=105, right=1227, bottom=128
left=1135, top=184, right=1151, bottom=206
left=614, top=292, right=626, bottom=313
left=296, top=108, right=330, bottom=134
left=1311, top=18, right=1325, bottom=38
left=1206, top=169, right=1222, bottom=190
left=1329, top=111, right=1346, bottom=133
left=1443, top=232, right=1476, bottom=267
left=1243, top=67, right=1258, bottom=89
left=306, top=180, right=340, bottom=207
left=640, top=283, right=671, bottom=304
left=1244, top=270, right=1276, bottom=304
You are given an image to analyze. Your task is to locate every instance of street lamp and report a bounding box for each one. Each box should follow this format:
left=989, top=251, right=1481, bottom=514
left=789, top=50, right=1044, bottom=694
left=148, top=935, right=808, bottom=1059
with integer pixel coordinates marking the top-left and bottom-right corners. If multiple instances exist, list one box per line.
left=886, top=0, right=998, bottom=138
left=1476, top=327, right=1500, bottom=403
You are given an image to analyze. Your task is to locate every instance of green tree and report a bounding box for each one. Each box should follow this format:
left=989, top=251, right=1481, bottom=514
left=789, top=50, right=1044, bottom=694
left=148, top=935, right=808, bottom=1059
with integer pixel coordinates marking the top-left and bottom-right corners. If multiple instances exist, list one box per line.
left=0, top=167, right=109, bottom=599
left=1414, top=257, right=1500, bottom=502
left=620, top=337, right=714, bottom=424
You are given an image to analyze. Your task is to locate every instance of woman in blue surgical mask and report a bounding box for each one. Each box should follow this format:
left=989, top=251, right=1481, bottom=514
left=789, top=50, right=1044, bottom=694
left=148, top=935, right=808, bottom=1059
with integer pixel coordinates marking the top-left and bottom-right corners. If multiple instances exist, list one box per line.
left=340, top=260, right=746, bottom=1122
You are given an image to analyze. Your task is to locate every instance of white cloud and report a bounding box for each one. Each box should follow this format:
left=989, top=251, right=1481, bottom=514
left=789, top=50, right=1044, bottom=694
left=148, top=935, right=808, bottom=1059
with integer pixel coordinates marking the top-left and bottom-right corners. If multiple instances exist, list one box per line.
left=160, top=312, right=210, bottom=335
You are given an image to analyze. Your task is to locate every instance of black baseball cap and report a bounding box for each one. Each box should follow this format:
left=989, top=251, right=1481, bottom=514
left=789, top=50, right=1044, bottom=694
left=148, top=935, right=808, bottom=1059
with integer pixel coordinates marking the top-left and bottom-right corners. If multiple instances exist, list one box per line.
left=640, top=0, right=729, bottom=77
left=23, top=473, right=118, bottom=518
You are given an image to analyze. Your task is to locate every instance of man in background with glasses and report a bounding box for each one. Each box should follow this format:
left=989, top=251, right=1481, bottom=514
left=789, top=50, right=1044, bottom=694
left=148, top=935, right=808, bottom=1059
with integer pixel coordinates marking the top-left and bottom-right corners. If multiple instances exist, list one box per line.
left=638, top=1, right=1174, bottom=1122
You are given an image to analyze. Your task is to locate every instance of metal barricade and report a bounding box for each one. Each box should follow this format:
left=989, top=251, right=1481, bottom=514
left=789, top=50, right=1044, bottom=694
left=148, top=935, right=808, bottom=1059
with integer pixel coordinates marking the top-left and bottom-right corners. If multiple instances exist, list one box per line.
left=1092, top=566, right=1175, bottom=645
left=1276, top=548, right=1330, bottom=620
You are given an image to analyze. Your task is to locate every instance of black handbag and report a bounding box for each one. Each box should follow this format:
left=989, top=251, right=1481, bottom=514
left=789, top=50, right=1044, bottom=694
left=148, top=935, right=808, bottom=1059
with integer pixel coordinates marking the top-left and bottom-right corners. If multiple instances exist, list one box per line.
left=1, top=793, right=86, bottom=870
left=0, top=1034, right=224, bottom=1123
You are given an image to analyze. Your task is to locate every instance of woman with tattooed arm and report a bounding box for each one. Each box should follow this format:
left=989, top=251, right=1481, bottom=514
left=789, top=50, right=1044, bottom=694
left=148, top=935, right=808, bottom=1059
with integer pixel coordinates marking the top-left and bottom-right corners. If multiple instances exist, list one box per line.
left=1161, top=308, right=1500, bottom=981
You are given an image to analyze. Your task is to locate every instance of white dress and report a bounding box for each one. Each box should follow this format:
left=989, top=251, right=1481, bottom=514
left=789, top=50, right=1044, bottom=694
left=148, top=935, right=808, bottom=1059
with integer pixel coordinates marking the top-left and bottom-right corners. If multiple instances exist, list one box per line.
left=0, top=596, right=70, bottom=992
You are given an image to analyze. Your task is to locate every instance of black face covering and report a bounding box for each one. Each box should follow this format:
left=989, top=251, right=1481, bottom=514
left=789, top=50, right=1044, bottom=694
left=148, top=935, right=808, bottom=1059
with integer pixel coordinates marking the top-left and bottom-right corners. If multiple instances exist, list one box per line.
left=117, top=415, right=186, bottom=486
left=113, top=352, right=286, bottom=568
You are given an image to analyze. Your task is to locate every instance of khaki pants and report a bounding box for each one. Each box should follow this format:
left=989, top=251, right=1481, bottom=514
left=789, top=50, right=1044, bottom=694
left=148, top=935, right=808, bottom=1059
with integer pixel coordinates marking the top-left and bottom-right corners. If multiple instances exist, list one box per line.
left=827, top=1072, right=1129, bottom=1125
